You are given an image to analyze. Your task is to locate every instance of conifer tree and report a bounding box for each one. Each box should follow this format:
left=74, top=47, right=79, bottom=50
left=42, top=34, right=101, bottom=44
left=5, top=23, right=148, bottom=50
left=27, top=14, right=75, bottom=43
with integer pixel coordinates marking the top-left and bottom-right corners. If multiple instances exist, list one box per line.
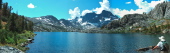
left=2, top=2, right=8, bottom=16
left=21, top=17, right=25, bottom=31
left=9, top=13, right=16, bottom=32
left=24, top=20, right=28, bottom=30
left=0, top=0, right=2, bottom=9
left=0, top=0, right=2, bottom=28
left=7, top=6, right=12, bottom=18
left=0, top=21, right=1, bottom=30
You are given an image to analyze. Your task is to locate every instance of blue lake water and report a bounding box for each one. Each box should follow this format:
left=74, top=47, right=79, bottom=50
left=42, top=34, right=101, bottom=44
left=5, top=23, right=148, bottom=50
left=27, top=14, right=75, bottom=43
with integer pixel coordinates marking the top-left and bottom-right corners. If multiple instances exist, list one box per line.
left=26, top=32, right=170, bottom=53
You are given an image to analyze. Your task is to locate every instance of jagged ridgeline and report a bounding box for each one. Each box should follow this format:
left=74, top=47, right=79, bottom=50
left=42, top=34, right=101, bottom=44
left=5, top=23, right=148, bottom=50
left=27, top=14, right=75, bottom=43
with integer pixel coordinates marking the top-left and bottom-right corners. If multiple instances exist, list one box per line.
left=0, top=0, right=33, bottom=45
left=103, top=1, right=170, bottom=34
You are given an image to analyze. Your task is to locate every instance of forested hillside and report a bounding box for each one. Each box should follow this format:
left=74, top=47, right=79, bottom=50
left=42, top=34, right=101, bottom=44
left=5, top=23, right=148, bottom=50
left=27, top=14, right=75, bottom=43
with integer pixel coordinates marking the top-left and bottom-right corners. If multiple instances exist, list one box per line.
left=0, top=0, right=34, bottom=51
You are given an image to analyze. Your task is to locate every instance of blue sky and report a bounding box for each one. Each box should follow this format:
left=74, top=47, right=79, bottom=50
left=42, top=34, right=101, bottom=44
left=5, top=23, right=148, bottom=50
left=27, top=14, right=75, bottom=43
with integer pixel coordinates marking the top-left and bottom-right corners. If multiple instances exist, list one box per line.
left=3, top=0, right=169, bottom=19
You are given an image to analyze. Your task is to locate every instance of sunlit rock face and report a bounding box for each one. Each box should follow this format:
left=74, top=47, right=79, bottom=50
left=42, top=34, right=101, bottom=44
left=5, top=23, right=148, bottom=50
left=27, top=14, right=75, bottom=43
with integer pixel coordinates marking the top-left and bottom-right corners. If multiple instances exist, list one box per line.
left=148, top=2, right=170, bottom=19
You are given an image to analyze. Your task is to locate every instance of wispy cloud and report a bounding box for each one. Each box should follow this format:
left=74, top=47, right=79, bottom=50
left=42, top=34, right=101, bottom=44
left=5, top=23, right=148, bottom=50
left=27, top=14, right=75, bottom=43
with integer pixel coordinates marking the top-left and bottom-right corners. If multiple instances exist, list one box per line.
left=126, top=2, right=131, bottom=4
left=27, top=3, right=36, bottom=8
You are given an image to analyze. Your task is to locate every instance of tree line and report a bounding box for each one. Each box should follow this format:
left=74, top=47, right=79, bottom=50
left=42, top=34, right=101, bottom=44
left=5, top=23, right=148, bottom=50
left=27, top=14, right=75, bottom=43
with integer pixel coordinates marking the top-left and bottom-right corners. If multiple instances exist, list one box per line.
left=0, top=0, right=34, bottom=44
left=0, top=0, right=33, bottom=32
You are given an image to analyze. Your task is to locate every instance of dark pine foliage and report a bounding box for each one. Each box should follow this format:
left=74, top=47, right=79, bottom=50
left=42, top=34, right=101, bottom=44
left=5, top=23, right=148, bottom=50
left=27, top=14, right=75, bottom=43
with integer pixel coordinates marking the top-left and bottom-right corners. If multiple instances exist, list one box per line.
left=0, top=0, right=34, bottom=44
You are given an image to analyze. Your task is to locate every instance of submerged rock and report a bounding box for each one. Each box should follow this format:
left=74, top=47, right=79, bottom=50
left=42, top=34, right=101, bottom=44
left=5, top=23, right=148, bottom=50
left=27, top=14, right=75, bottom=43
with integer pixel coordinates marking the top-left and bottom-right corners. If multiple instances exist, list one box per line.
left=137, top=46, right=155, bottom=51
left=0, top=46, right=24, bottom=53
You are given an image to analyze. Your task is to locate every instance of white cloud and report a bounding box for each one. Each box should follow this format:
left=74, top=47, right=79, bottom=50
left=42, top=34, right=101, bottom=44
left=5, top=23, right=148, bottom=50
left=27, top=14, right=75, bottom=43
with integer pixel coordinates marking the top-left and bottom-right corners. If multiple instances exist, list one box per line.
left=69, top=0, right=111, bottom=19
left=93, top=0, right=110, bottom=14
left=69, top=0, right=169, bottom=19
left=69, top=7, right=81, bottom=19
left=112, top=8, right=143, bottom=17
left=112, top=0, right=169, bottom=17
left=81, top=10, right=93, bottom=16
left=79, top=0, right=110, bottom=17
left=126, top=2, right=131, bottom=4
left=27, top=3, right=36, bottom=8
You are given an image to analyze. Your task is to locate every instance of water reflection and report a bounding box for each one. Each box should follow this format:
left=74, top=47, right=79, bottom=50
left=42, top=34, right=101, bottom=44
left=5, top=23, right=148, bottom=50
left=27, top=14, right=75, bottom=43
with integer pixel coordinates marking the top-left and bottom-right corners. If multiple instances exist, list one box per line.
left=26, top=32, right=170, bottom=53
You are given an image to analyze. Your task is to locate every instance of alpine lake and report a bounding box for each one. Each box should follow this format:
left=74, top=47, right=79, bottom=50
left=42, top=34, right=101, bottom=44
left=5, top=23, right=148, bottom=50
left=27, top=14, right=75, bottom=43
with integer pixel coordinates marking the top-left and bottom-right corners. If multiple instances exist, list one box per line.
left=26, top=32, right=170, bottom=53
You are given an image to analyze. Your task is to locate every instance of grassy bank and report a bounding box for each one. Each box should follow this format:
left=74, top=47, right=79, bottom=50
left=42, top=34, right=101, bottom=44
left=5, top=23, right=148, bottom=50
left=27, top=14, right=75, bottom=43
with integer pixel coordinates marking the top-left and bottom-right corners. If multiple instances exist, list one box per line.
left=0, top=29, right=35, bottom=51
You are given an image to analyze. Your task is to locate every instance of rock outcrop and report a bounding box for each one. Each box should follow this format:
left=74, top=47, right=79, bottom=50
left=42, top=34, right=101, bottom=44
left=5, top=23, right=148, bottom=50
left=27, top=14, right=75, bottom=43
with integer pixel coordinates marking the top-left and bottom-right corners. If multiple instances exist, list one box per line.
left=0, top=46, right=24, bottom=53
left=104, top=14, right=149, bottom=29
left=120, top=14, right=149, bottom=27
left=137, top=46, right=155, bottom=51
left=103, top=2, right=170, bottom=34
left=148, top=2, right=170, bottom=19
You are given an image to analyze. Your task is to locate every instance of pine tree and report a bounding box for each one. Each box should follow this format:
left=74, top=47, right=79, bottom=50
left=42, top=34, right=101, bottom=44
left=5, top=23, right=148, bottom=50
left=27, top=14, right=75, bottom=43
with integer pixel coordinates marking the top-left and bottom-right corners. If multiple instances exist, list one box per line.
left=24, top=20, right=28, bottom=30
left=30, top=21, right=34, bottom=31
left=2, top=2, right=8, bottom=16
left=27, top=21, right=31, bottom=31
left=7, top=6, right=12, bottom=18
left=9, top=13, right=16, bottom=32
left=0, top=0, right=2, bottom=28
left=13, top=32, right=17, bottom=45
left=0, top=20, right=2, bottom=29
left=21, top=17, right=25, bottom=31
left=0, top=0, right=2, bottom=10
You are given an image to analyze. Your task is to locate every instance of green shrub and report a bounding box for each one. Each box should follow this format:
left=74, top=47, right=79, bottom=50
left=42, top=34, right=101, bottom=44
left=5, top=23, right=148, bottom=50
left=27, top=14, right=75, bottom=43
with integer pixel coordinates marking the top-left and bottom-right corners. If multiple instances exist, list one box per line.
left=0, top=29, right=17, bottom=44
left=1, top=16, right=8, bottom=22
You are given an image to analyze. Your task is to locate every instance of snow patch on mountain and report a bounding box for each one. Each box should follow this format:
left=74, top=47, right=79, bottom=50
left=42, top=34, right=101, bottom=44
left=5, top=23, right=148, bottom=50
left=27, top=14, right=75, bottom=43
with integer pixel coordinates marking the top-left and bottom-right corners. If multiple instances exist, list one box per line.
left=77, top=18, right=82, bottom=22
left=36, top=17, right=42, bottom=20
left=60, top=21, right=65, bottom=26
left=100, top=20, right=102, bottom=22
left=81, top=22, right=88, bottom=26
left=48, top=23, right=53, bottom=25
left=35, top=17, right=51, bottom=23
left=104, top=18, right=111, bottom=21
left=81, top=22, right=97, bottom=29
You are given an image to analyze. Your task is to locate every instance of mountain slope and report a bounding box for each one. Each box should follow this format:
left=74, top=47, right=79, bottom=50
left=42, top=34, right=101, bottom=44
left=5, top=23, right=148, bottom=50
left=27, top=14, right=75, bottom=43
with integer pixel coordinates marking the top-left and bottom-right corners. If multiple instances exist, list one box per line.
left=103, top=1, right=170, bottom=34
left=104, top=14, right=149, bottom=29
left=148, top=2, right=170, bottom=19
left=26, top=15, right=66, bottom=32
left=75, top=10, right=119, bottom=29
left=26, top=10, right=119, bottom=32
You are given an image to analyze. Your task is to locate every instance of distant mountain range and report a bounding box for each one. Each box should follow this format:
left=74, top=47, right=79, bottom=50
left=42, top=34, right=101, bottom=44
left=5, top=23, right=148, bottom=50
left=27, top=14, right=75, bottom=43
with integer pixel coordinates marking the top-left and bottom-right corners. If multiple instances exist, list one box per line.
left=26, top=10, right=119, bottom=32
left=26, top=2, right=170, bottom=34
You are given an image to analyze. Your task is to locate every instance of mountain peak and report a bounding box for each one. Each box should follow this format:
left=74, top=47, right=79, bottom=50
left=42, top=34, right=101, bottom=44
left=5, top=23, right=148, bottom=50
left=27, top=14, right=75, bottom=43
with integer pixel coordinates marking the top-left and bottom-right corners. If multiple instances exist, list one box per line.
left=41, top=15, right=56, bottom=18
left=100, top=10, right=114, bottom=17
left=148, top=2, right=170, bottom=19
left=40, top=15, right=59, bottom=21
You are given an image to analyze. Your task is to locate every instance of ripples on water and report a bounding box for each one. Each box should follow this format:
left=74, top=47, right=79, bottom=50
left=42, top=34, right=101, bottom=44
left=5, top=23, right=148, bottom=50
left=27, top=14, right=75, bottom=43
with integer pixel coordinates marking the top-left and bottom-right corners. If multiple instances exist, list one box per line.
left=26, top=32, right=170, bottom=53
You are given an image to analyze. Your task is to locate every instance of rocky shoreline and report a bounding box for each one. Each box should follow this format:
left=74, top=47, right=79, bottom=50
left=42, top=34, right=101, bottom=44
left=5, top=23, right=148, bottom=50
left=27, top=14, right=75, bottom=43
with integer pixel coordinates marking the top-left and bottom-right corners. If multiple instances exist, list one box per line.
left=20, top=36, right=35, bottom=47
left=0, top=34, right=37, bottom=53
left=0, top=46, right=24, bottom=53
